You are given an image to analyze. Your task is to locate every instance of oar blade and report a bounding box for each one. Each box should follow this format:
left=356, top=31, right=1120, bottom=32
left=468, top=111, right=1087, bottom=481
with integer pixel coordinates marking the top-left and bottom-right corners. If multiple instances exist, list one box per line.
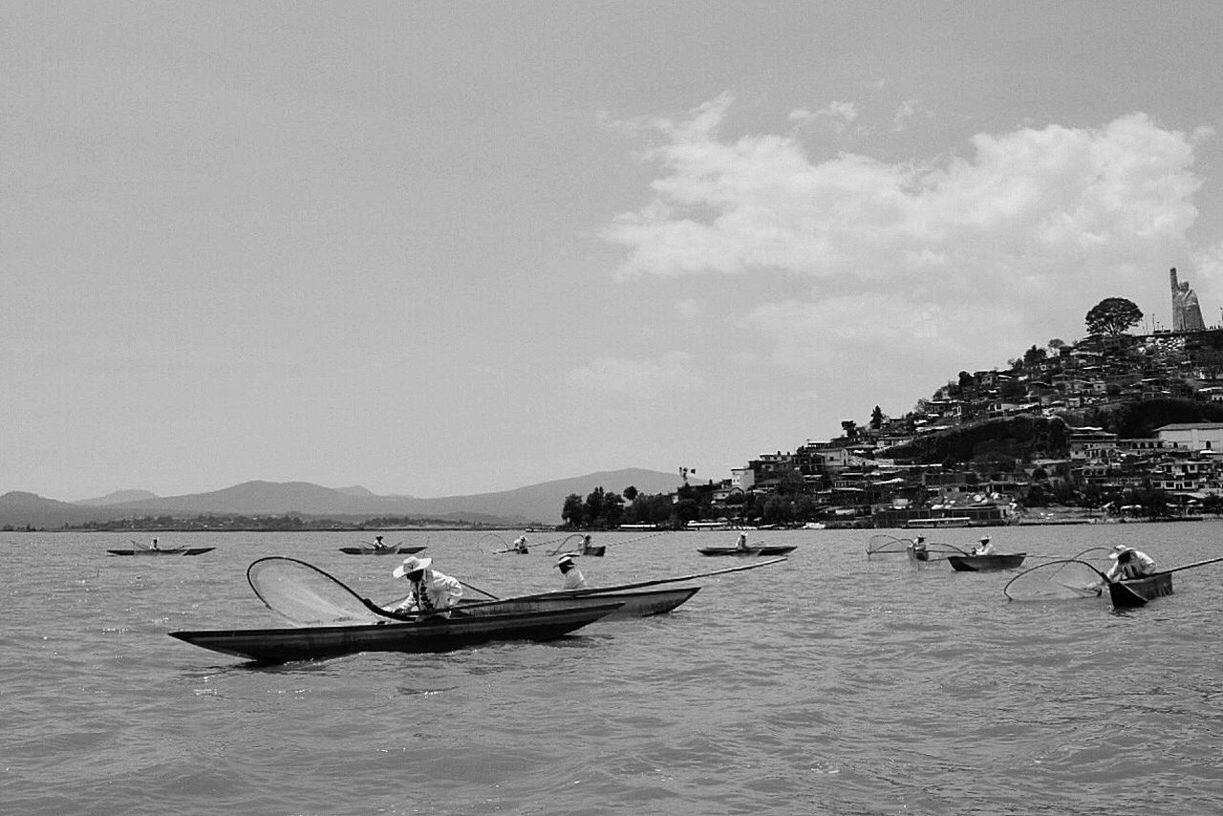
left=246, top=557, right=388, bottom=626
left=1003, top=559, right=1106, bottom=602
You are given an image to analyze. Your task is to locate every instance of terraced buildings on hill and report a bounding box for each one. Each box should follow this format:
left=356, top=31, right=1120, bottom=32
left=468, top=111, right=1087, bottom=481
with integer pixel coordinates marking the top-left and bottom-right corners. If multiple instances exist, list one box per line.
left=704, top=272, right=1223, bottom=527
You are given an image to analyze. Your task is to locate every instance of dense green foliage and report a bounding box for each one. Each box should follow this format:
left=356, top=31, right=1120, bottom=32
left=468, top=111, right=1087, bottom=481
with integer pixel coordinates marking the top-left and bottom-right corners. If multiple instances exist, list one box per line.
left=1079, top=398, right=1223, bottom=437
left=884, top=415, right=1070, bottom=466
left=1085, top=297, right=1143, bottom=336
left=561, top=486, right=627, bottom=529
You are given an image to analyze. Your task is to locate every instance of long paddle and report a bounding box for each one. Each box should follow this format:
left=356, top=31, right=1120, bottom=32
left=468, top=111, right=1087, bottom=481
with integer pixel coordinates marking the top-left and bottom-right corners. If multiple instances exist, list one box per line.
left=1149, top=554, right=1223, bottom=578
left=381, top=556, right=790, bottom=612
left=458, top=579, right=501, bottom=600
left=568, top=556, right=789, bottom=594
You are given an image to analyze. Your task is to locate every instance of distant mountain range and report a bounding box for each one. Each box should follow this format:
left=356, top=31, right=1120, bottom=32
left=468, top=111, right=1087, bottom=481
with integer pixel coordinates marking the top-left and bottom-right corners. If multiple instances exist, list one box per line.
left=0, top=469, right=682, bottom=530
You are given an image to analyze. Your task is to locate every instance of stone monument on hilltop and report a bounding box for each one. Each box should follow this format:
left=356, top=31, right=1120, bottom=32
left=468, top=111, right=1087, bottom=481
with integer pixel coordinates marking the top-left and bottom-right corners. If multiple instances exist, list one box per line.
left=1170, top=267, right=1206, bottom=331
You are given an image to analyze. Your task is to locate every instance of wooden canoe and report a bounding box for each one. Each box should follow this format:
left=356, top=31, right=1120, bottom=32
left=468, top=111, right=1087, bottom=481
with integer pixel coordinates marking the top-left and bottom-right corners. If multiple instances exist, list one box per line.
left=169, top=603, right=622, bottom=663
left=458, top=586, right=699, bottom=620
left=947, top=553, right=1027, bottom=571
left=1108, top=572, right=1174, bottom=608
left=107, top=547, right=215, bottom=557
left=697, top=545, right=797, bottom=557
left=338, top=545, right=427, bottom=555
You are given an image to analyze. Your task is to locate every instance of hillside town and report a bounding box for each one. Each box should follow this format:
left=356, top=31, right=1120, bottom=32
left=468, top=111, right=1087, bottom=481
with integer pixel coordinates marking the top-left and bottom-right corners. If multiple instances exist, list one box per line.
left=607, top=268, right=1223, bottom=530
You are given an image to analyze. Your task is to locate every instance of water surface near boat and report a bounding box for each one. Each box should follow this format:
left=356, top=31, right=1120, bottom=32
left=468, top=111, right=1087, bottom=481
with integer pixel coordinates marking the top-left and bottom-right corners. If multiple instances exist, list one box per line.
left=6, top=525, right=1223, bottom=815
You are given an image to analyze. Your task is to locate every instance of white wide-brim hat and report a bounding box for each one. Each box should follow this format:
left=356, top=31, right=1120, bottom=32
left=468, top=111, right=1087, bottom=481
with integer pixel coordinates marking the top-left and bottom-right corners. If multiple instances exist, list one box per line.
left=555, top=554, right=576, bottom=568
left=393, top=555, right=432, bottom=577
left=1109, top=544, right=1133, bottom=560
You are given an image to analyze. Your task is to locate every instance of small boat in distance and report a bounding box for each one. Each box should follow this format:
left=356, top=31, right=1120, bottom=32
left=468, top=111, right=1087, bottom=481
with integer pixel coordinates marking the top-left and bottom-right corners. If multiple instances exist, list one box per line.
left=686, top=520, right=732, bottom=530
left=1108, top=572, right=1174, bottom=608
left=947, top=553, right=1027, bottom=571
left=697, top=545, right=797, bottom=557
left=338, top=545, right=426, bottom=556
left=108, top=547, right=215, bottom=557
left=905, top=516, right=973, bottom=528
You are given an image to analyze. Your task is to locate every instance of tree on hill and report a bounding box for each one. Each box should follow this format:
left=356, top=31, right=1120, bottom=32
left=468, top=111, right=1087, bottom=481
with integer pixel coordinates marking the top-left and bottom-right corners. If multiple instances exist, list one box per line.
left=1022, top=345, right=1047, bottom=367
left=1085, top=297, right=1143, bottom=336
left=562, top=486, right=631, bottom=529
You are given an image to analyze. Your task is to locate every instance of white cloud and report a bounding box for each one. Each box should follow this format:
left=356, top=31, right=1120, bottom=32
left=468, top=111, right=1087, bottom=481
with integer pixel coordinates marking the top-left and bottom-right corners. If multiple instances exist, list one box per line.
left=605, top=98, right=1203, bottom=286
left=603, top=95, right=1211, bottom=412
left=790, top=101, right=859, bottom=134
left=892, top=98, right=931, bottom=131
left=569, top=352, right=701, bottom=395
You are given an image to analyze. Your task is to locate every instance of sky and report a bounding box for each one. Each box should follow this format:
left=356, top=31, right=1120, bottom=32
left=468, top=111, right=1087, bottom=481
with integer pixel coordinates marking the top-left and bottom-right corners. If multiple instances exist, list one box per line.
left=3, top=2, right=1223, bottom=501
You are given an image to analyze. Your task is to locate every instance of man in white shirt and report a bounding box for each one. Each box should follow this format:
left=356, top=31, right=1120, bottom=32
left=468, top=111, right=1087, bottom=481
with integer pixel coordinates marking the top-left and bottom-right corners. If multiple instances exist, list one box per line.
left=556, top=554, right=587, bottom=590
left=1104, top=545, right=1157, bottom=581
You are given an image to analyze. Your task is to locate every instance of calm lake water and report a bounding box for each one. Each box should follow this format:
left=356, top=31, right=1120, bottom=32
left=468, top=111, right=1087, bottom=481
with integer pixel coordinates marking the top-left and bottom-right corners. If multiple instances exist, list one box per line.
left=4, top=524, right=1223, bottom=815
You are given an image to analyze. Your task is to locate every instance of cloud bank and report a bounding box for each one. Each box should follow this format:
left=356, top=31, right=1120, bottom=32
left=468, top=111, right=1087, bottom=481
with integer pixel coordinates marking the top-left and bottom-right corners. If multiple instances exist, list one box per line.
left=602, top=95, right=1211, bottom=403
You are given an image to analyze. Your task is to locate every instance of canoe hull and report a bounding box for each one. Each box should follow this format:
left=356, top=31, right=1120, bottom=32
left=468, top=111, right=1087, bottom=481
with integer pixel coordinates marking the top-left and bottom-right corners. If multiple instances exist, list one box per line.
left=338, top=545, right=427, bottom=555
left=1109, top=572, right=1174, bottom=608
left=697, top=545, right=797, bottom=557
left=170, top=605, right=620, bottom=663
left=947, top=553, right=1027, bottom=571
left=107, top=547, right=215, bottom=557
left=461, top=587, right=699, bottom=620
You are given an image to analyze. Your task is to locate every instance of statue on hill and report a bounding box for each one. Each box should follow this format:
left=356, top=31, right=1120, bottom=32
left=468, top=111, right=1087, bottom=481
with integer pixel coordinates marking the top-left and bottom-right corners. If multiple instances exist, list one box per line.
left=1170, top=267, right=1206, bottom=332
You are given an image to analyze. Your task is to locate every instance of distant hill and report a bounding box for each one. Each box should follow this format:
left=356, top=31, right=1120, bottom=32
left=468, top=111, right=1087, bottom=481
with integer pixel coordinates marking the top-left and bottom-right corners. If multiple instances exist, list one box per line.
left=76, top=489, right=160, bottom=506
left=0, top=492, right=111, bottom=529
left=0, top=468, right=681, bottom=529
left=392, top=468, right=682, bottom=525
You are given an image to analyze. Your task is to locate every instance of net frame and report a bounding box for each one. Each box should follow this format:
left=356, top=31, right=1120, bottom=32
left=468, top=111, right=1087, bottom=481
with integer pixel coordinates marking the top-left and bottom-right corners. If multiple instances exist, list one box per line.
left=1003, top=558, right=1108, bottom=602
left=246, top=557, right=390, bottom=626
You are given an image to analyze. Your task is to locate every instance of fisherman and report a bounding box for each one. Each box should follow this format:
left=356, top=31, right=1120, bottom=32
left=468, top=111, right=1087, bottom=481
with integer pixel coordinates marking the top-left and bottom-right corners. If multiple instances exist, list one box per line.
left=151, top=537, right=160, bottom=551
left=579, top=534, right=596, bottom=555
left=512, top=535, right=529, bottom=554
left=1104, top=544, right=1157, bottom=581
left=911, top=535, right=928, bottom=561
left=973, top=536, right=996, bottom=556
left=556, top=554, right=587, bottom=590
left=391, top=555, right=463, bottom=614
left=736, top=532, right=750, bottom=551
left=373, top=535, right=388, bottom=551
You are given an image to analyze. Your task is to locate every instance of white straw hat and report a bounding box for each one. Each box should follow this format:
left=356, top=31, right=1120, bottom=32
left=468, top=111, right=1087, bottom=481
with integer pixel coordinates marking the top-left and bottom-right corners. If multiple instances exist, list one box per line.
left=393, top=555, right=432, bottom=577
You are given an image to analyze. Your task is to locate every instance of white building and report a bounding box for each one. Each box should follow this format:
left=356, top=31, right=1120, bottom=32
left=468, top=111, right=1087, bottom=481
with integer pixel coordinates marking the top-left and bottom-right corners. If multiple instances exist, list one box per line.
left=1155, top=422, right=1223, bottom=452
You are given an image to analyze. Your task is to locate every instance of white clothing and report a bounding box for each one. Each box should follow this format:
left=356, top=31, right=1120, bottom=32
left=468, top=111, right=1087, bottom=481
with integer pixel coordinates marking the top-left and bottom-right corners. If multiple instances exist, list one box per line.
left=394, top=569, right=463, bottom=612
left=1105, top=549, right=1157, bottom=581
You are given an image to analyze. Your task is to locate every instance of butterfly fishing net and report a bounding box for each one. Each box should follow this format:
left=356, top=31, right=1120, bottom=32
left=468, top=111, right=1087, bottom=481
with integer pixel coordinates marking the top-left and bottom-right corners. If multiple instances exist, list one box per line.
left=476, top=532, right=510, bottom=556
left=866, top=535, right=911, bottom=556
left=1003, top=559, right=1106, bottom=602
left=246, top=557, right=388, bottom=626
left=867, top=535, right=966, bottom=559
